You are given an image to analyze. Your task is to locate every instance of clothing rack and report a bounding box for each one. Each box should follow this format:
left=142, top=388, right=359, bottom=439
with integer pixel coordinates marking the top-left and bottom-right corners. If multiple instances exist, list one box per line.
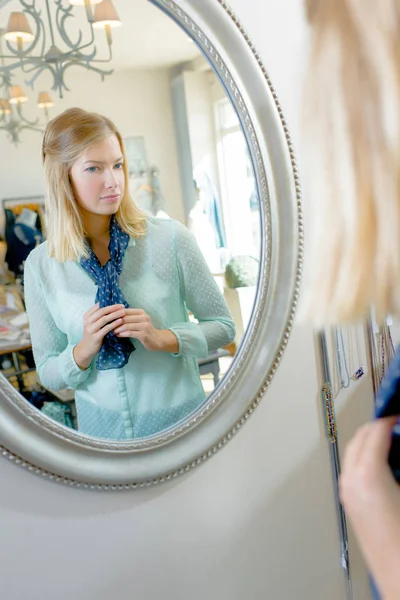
left=2, top=195, right=46, bottom=236
left=2, top=195, right=45, bottom=209
left=318, top=331, right=354, bottom=600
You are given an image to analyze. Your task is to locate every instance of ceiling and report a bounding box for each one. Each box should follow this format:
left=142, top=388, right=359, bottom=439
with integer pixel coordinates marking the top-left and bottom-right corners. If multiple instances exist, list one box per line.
left=0, top=0, right=202, bottom=70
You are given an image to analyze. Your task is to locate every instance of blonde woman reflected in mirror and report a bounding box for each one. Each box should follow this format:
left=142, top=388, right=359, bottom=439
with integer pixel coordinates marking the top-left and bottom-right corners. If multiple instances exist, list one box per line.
left=302, top=1, right=400, bottom=599
left=23, top=108, right=235, bottom=440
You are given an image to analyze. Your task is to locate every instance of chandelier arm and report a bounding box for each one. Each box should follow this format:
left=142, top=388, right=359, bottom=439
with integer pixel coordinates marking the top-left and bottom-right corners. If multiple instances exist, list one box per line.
left=65, top=44, right=97, bottom=62
left=27, top=62, right=66, bottom=99
left=24, top=61, right=57, bottom=90
left=14, top=102, right=40, bottom=127
left=81, top=51, right=114, bottom=64
left=0, top=120, right=20, bottom=145
left=44, top=0, right=57, bottom=48
left=66, top=42, right=113, bottom=64
left=0, top=71, right=11, bottom=87
left=56, top=1, right=85, bottom=51
left=60, top=32, right=100, bottom=59
left=0, top=56, right=46, bottom=65
left=55, top=12, right=113, bottom=63
left=61, top=59, right=114, bottom=81
left=19, top=124, right=44, bottom=136
left=50, top=63, right=71, bottom=98
left=14, top=58, right=49, bottom=75
left=8, top=130, right=20, bottom=144
left=24, top=63, right=51, bottom=83
left=20, top=123, right=43, bottom=131
left=0, top=119, right=43, bottom=144
left=62, top=43, right=113, bottom=65
left=19, top=62, right=42, bottom=75
left=0, top=46, right=111, bottom=68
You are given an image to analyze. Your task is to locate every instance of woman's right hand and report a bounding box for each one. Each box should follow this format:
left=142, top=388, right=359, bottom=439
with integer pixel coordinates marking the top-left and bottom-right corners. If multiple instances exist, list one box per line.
left=340, top=416, right=400, bottom=600
left=73, top=303, right=126, bottom=369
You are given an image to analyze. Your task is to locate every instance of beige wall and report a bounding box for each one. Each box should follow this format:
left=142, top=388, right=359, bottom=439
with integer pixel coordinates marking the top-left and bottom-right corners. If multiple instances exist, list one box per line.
left=0, top=1, right=375, bottom=599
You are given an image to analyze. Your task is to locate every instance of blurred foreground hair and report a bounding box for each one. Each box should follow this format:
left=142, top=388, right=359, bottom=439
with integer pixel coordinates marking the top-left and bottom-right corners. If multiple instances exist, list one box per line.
left=300, top=0, right=400, bottom=326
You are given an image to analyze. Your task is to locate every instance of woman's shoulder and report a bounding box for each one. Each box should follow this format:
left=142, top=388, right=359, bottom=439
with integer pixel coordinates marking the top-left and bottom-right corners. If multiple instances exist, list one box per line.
left=24, top=240, right=50, bottom=270
left=145, top=216, right=191, bottom=241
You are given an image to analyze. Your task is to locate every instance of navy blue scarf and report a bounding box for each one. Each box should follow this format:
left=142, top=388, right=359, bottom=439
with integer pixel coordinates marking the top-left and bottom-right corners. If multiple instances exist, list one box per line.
left=80, top=217, right=135, bottom=370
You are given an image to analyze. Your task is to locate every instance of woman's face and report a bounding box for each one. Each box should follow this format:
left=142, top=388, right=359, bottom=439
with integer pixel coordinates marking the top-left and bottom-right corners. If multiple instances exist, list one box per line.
left=69, top=134, right=125, bottom=216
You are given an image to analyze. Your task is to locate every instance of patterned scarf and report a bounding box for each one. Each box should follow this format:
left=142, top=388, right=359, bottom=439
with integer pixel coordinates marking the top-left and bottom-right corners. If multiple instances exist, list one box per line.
left=80, top=217, right=135, bottom=370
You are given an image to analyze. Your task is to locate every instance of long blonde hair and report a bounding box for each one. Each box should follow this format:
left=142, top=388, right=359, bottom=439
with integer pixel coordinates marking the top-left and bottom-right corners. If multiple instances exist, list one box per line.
left=300, top=0, right=400, bottom=326
left=42, top=107, right=147, bottom=261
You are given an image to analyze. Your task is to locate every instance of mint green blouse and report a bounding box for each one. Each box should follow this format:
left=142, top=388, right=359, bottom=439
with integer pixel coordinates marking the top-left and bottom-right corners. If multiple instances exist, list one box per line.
left=23, top=217, right=235, bottom=440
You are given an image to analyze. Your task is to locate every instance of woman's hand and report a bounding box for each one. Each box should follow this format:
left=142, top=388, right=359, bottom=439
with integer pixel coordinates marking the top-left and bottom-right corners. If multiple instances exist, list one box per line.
left=340, top=416, right=400, bottom=600
left=73, top=303, right=126, bottom=369
left=114, top=308, right=179, bottom=353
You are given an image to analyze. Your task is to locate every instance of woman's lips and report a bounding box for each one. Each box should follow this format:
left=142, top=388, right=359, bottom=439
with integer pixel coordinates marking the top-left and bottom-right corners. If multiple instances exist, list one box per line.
left=101, top=194, right=120, bottom=203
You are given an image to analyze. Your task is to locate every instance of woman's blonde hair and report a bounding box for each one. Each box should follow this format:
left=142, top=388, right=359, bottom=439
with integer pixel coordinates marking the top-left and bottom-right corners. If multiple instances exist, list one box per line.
left=300, top=0, right=400, bottom=326
left=42, top=107, right=147, bottom=261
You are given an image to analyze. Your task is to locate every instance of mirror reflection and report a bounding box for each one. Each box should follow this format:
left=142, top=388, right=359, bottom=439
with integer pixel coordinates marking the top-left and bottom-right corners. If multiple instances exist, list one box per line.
left=0, top=0, right=261, bottom=440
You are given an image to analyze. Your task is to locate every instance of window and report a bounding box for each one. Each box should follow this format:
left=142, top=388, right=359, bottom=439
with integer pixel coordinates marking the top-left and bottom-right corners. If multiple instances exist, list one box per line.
left=214, top=98, right=260, bottom=260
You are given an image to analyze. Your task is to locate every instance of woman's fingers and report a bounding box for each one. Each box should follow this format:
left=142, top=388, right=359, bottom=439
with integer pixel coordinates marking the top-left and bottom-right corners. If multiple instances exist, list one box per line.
left=113, top=309, right=151, bottom=335
left=114, top=317, right=149, bottom=337
left=85, top=302, right=100, bottom=317
left=343, top=417, right=397, bottom=472
left=98, top=318, right=124, bottom=339
left=84, top=305, right=150, bottom=339
left=97, top=309, right=126, bottom=331
left=340, top=416, right=398, bottom=506
left=362, top=417, right=398, bottom=466
left=120, top=316, right=149, bottom=325
left=116, top=330, right=142, bottom=337
left=86, top=305, right=125, bottom=327
left=125, top=308, right=145, bottom=316
left=115, top=322, right=148, bottom=335
left=342, top=422, right=374, bottom=472
left=120, top=310, right=149, bottom=325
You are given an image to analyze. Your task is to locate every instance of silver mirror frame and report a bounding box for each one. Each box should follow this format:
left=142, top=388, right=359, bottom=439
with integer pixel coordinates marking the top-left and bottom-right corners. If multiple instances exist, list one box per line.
left=0, top=0, right=303, bottom=490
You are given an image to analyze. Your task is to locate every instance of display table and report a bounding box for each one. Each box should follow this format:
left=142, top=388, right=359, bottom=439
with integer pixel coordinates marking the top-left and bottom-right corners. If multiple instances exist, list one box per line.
left=0, top=284, right=33, bottom=392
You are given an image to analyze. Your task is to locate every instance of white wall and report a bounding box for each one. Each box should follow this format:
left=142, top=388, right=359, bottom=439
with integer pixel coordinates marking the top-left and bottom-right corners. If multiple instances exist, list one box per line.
left=0, top=67, right=185, bottom=224
left=0, top=2, right=374, bottom=600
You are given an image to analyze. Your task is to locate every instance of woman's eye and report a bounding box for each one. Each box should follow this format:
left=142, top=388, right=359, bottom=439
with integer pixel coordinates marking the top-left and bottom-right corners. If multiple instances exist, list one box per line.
left=86, top=166, right=98, bottom=173
left=114, top=163, right=123, bottom=170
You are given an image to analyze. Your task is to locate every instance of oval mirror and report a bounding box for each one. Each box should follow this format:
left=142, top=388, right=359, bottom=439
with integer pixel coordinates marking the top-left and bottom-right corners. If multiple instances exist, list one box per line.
left=0, top=0, right=301, bottom=489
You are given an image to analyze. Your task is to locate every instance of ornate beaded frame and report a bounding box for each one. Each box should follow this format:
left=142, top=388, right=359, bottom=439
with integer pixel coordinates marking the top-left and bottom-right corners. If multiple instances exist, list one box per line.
left=0, top=0, right=303, bottom=490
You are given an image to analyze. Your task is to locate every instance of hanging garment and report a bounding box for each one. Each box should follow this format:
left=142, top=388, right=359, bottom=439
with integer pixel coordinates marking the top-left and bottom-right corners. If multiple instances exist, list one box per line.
left=193, top=170, right=226, bottom=249
left=5, top=222, right=43, bottom=277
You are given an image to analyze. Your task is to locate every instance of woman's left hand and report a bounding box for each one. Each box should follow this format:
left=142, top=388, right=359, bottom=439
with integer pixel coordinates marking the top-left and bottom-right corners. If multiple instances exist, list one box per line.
left=114, top=308, right=178, bottom=353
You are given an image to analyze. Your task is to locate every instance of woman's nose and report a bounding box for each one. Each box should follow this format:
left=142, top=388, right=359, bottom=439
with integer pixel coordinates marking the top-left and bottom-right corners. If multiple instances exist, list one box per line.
left=104, top=169, right=118, bottom=189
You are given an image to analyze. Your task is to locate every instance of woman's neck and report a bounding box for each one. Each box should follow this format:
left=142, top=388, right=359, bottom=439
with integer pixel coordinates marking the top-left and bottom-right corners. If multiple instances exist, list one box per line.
left=81, top=210, right=111, bottom=245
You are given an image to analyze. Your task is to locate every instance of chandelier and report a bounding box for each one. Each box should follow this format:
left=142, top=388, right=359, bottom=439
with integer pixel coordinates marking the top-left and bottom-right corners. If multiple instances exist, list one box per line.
left=0, top=32, right=54, bottom=143
left=0, top=71, right=54, bottom=144
left=0, top=0, right=121, bottom=99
